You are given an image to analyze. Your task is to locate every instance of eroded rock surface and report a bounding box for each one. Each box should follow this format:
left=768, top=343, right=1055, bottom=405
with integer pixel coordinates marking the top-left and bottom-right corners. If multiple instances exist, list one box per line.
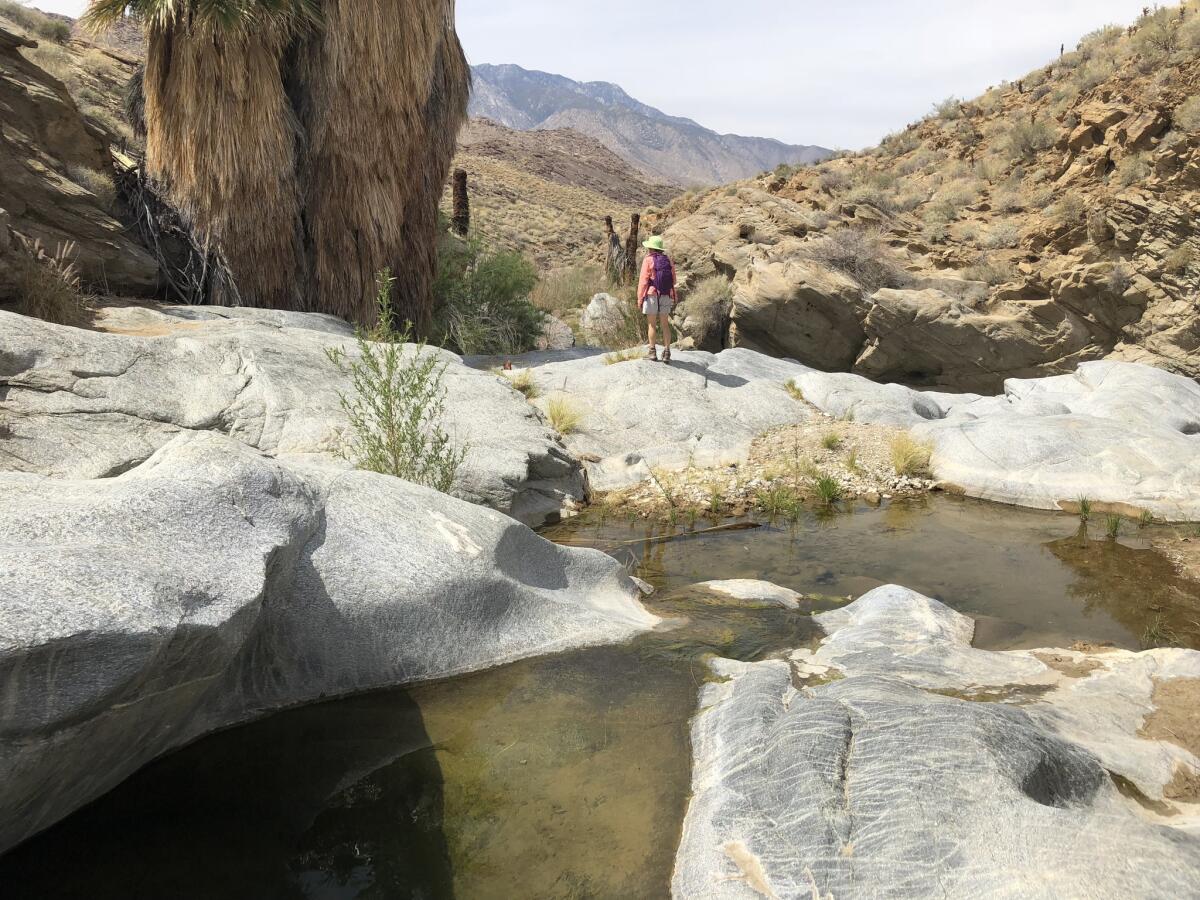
left=0, top=433, right=656, bottom=853
left=674, top=585, right=1200, bottom=899
left=0, top=306, right=583, bottom=525
left=519, top=346, right=1199, bottom=520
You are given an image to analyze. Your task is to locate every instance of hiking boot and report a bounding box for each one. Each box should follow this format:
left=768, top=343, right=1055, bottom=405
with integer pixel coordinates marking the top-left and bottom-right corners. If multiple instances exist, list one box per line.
left=662, top=348, right=672, bottom=365
left=646, top=346, right=658, bottom=361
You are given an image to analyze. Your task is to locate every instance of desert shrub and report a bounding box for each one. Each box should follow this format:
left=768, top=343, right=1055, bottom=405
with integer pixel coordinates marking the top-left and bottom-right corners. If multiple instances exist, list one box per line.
left=1134, top=7, right=1181, bottom=57
left=993, top=189, right=1024, bottom=213
left=891, top=433, right=933, bottom=478
left=1074, top=56, right=1116, bottom=92
left=881, top=130, right=920, bottom=155
left=66, top=164, right=115, bottom=209
left=1052, top=192, right=1086, bottom=225
left=1164, top=246, right=1194, bottom=275
left=80, top=48, right=123, bottom=80
left=504, top=368, right=539, bottom=399
left=934, top=96, right=963, bottom=120
left=818, top=168, right=850, bottom=194
left=9, top=238, right=89, bottom=325
left=1107, top=262, right=1133, bottom=296
left=530, top=265, right=602, bottom=314
left=325, top=270, right=466, bottom=493
left=922, top=221, right=949, bottom=245
left=1175, top=96, right=1200, bottom=133
left=433, top=236, right=543, bottom=356
left=801, top=227, right=907, bottom=294
left=974, top=156, right=1006, bottom=184
left=1080, top=24, right=1124, bottom=53
left=963, top=253, right=1016, bottom=286
left=1114, top=152, right=1152, bottom=187
left=1182, top=12, right=1200, bottom=52
left=0, top=0, right=70, bottom=42
left=893, top=190, right=926, bottom=212
left=982, top=223, right=1021, bottom=250
left=846, top=183, right=896, bottom=212
left=926, top=178, right=982, bottom=221
left=1004, top=117, right=1056, bottom=160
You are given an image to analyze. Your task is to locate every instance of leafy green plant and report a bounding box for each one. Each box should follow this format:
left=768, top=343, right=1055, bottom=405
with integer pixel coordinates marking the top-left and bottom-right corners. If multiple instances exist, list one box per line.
left=755, top=483, right=801, bottom=521
left=1138, top=509, right=1155, bottom=528
left=326, top=269, right=466, bottom=493
left=890, top=433, right=933, bottom=477
left=546, top=395, right=583, bottom=435
left=707, top=484, right=725, bottom=516
left=432, top=235, right=543, bottom=355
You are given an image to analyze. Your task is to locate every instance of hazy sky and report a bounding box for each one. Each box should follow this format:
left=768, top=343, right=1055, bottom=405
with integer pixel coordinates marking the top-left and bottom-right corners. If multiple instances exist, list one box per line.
left=34, top=0, right=1153, bottom=148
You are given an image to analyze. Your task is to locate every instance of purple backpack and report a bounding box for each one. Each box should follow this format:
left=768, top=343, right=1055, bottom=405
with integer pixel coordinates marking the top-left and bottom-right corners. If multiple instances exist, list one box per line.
left=650, top=252, right=675, bottom=295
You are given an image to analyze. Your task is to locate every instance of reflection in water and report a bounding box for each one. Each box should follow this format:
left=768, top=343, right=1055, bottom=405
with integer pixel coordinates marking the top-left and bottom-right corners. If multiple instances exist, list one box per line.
left=3, top=496, right=1197, bottom=898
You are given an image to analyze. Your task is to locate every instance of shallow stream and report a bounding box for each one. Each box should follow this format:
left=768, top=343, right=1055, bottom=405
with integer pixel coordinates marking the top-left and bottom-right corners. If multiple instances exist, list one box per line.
left=4, top=497, right=1199, bottom=898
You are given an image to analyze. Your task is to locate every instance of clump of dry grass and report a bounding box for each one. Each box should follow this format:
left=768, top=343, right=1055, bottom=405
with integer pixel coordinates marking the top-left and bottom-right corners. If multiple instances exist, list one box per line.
left=0, top=0, right=71, bottom=42
left=603, top=347, right=641, bottom=365
left=10, top=238, right=91, bottom=326
left=545, top=395, right=583, bottom=434
left=505, top=368, right=539, bottom=399
left=66, top=164, right=116, bottom=209
left=890, top=432, right=933, bottom=477
left=801, top=227, right=908, bottom=295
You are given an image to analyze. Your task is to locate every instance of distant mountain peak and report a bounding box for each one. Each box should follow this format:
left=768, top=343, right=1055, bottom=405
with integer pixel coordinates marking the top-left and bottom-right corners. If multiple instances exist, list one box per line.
left=468, top=64, right=831, bottom=186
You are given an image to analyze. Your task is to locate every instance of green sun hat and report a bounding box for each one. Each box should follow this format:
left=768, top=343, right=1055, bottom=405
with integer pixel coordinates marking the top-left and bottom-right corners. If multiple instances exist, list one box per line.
left=642, top=235, right=666, bottom=251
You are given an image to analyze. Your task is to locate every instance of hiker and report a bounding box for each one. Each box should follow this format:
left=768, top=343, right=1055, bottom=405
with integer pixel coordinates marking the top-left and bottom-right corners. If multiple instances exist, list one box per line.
left=637, top=235, right=677, bottom=363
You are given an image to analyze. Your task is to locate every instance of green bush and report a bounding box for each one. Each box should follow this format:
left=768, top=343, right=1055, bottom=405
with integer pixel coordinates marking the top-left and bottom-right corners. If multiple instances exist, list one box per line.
left=1004, top=117, right=1056, bottom=160
left=0, top=0, right=71, bottom=43
left=432, top=236, right=543, bottom=356
left=326, top=269, right=466, bottom=493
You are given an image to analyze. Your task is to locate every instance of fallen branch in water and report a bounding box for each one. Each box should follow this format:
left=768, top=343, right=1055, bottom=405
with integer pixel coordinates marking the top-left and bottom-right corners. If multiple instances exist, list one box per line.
left=554, top=520, right=761, bottom=549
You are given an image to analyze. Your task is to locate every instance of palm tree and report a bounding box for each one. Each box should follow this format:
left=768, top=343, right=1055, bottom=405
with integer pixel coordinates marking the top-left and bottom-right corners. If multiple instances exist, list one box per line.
left=83, top=0, right=469, bottom=332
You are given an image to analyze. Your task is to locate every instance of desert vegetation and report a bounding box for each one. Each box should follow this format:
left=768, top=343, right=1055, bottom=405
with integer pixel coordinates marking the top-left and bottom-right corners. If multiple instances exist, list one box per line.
left=325, top=270, right=466, bottom=492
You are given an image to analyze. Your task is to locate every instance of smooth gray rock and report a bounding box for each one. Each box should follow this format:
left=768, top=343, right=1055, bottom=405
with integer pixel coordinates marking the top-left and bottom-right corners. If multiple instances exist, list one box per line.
left=579, top=292, right=627, bottom=342
left=525, top=347, right=814, bottom=490
left=0, top=308, right=583, bottom=526
left=0, top=433, right=657, bottom=853
left=674, top=585, right=1200, bottom=899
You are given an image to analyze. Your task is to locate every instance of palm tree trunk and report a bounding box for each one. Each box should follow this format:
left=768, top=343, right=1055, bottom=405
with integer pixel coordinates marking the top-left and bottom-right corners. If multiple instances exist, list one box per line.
left=142, top=18, right=306, bottom=309
left=294, top=0, right=469, bottom=332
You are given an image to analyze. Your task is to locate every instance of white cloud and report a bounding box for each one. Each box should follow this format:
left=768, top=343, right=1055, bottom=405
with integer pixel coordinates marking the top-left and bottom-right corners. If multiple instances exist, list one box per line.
left=27, top=0, right=1154, bottom=147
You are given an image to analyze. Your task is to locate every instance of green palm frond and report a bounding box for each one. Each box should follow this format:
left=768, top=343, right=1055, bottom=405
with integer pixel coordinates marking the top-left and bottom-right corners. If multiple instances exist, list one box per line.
left=82, top=0, right=322, bottom=37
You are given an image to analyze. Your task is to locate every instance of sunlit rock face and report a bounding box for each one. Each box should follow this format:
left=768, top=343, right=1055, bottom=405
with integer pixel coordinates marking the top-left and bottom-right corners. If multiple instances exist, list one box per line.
left=673, top=584, right=1200, bottom=899
left=0, top=433, right=656, bottom=854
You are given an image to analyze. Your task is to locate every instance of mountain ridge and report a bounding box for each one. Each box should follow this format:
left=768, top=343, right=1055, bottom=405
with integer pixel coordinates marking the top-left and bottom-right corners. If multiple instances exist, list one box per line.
left=469, top=63, right=831, bottom=186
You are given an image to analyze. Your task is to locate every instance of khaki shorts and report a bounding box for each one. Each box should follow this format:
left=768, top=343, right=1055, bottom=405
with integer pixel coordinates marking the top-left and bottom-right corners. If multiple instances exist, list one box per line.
left=641, top=292, right=673, bottom=316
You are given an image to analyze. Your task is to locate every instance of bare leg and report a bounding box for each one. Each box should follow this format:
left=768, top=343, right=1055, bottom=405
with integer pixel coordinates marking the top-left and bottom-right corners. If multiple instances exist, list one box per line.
left=646, top=313, right=657, bottom=351
left=659, top=312, right=671, bottom=350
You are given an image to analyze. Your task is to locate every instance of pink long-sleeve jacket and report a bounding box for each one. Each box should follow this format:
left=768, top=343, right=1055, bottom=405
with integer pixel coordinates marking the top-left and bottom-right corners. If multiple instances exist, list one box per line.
left=637, top=252, right=678, bottom=302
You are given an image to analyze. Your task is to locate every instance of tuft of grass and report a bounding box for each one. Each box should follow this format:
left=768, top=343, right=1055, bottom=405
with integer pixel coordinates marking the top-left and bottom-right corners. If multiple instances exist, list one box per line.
left=1138, top=509, right=1155, bottom=529
left=66, top=164, right=116, bottom=209
left=530, top=265, right=603, bottom=314
left=845, top=447, right=863, bottom=475
left=1105, top=513, right=1123, bottom=540
left=1114, top=152, right=1152, bottom=188
left=707, top=483, right=725, bottom=516
left=546, top=396, right=583, bottom=435
left=891, top=433, right=933, bottom=478
left=754, top=483, right=802, bottom=521
left=785, top=380, right=805, bottom=402
left=10, top=238, right=90, bottom=326
left=821, top=431, right=843, bottom=452
left=1078, top=496, right=1092, bottom=523
left=814, top=475, right=842, bottom=506
left=603, top=348, right=641, bottom=365
left=505, top=368, right=539, bottom=400
left=1141, top=615, right=1185, bottom=650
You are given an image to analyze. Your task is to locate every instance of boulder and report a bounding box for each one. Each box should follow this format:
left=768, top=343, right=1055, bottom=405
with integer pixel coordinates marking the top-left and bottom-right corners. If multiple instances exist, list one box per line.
left=0, top=26, right=158, bottom=297
left=579, top=292, right=628, bottom=343
left=727, top=253, right=867, bottom=371
left=535, top=313, right=575, bottom=351
left=0, top=433, right=656, bottom=853
left=853, top=287, right=1102, bottom=391
left=522, top=347, right=814, bottom=490
left=673, top=585, right=1200, bottom=899
left=0, top=308, right=583, bottom=525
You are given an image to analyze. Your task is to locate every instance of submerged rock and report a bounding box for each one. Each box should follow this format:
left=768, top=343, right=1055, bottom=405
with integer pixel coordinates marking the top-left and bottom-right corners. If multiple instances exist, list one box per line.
left=674, top=585, right=1200, bottom=899
left=0, top=433, right=657, bottom=853
left=0, top=306, right=583, bottom=526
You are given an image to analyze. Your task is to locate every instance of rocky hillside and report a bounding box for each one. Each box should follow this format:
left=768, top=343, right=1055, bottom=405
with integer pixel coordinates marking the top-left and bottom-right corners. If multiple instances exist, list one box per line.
left=652, top=4, right=1200, bottom=391
left=470, top=63, right=832, bottom=187
left=444, top=118, right=676, bottom=267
